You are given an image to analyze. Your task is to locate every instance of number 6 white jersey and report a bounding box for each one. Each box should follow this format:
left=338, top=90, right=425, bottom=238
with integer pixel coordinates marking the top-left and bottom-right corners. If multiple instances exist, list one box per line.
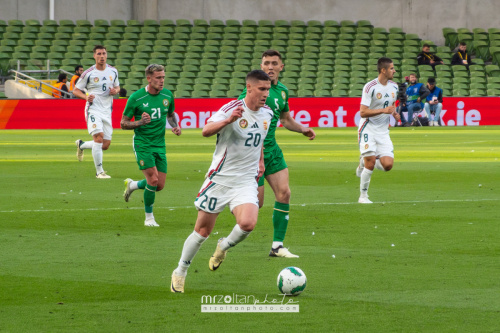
left=75, top=64, right=120, bottom=116
left=359, top=78, right=398, bottom=134
left=205, top=99, right=274, bottom=187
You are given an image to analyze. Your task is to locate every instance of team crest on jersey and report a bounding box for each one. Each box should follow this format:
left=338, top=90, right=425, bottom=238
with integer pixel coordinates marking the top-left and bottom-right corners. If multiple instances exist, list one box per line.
left=364, top=144, right=369, bottom=149
left=163, top=99, right=169, bottom=107
left=140, top=160, right=145, bottom=166
left=239, top=119, right=248, bottom=129
left=281, top=91, right=286, bottom=99
left=263, top=120, right=268, bottom=130
left=92, top=124, right=96, bottom=129
left=376, top=92, right=382, bottom=99
left=93, top=77, right=99, bottom=83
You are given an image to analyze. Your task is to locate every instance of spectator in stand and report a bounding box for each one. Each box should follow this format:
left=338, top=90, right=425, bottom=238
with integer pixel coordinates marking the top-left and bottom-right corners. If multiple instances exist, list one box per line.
left=423, top=77, right=443, bottom=126
left=398, top=73, right=429, bottom=126
left=451, top=42, right=473, bottom=70
left=52, top=73, right=69, bottom=98
left=69, top=65, right=83, bottom=92
left=417, top=44, right=444, bottom=69
left=119, top=88, right=127, bottom=98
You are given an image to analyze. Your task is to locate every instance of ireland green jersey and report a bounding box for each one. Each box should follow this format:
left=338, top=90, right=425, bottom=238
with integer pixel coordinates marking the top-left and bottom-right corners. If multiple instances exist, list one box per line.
left=238, top=81, right=290, bottom=148
left=123, top=86, right=175, bottom=149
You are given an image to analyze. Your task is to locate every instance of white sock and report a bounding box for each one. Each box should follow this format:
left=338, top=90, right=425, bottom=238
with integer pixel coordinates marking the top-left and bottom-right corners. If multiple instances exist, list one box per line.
left=80, top=141, right=94, bottom=149
left=220, top=224, right=251, bottom=251
left=174, top=231, right=207, bottom=276
left=375, top=159, right=385, bottom=171
left=360, top=168, right=373, bottom=197
left=272, top=241, right=283, bottom=249
left=130, top=181, right=140, bottom=191
left=146, top=212, right=154, bottom=220
left=92, top=142, right=104, bottom=174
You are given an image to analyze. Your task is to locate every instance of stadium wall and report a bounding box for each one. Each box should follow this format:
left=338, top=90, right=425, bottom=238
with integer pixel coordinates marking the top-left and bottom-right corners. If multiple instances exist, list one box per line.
left=1, top=0, right=500, bottom=45
left=0, top=97, right=495, bottom=130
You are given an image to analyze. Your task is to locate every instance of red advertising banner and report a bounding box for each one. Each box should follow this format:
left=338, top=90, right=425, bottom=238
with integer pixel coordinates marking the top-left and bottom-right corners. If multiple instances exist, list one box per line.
left=0, top=97, right=498, bottom=130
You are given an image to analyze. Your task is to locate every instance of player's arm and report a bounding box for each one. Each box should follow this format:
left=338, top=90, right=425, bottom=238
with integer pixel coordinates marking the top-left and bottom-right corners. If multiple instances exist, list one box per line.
left=279, top=111, right=316, bottom=140
left=167, top=112, right=181, bottom=136
left=202, top=106, right=243, bottom=137
left=120, top=113, right=151, bottom=130
left=360, top=104, right=398, bottom=119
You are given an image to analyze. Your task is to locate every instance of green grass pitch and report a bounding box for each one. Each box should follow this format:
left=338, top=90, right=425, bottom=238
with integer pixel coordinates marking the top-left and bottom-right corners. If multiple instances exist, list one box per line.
left=0, top=126, right=499, bottom=332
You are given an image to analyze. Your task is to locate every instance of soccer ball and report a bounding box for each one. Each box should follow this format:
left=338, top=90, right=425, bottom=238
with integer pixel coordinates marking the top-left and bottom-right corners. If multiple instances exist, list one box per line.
left=277, top=267, right=307, bottom=296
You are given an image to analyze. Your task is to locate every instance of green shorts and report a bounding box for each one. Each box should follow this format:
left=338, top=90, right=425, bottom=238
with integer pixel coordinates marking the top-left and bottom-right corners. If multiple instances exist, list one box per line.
left=134, top=147, right=167, bottom=173
left=258, top=145, right=288, bottom=186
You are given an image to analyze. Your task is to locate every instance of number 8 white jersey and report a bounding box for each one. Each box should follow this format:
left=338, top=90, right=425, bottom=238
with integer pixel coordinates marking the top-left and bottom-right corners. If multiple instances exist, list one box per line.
left=205, top=99, right=274, bottom=187
left=359, top=78, right=398, bottom=133
left=75, top=64, right=120, bottom=116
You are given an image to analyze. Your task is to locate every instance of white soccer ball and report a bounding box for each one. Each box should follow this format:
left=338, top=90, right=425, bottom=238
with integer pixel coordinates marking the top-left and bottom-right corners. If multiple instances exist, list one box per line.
left=277, top=266, right=307, bottom=296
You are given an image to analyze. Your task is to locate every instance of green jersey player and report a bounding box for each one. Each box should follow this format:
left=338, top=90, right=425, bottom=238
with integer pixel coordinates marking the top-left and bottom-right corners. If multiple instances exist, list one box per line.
left=239, top=50, right=316, bottom=258
left=121, top=64, right=182, bottom=227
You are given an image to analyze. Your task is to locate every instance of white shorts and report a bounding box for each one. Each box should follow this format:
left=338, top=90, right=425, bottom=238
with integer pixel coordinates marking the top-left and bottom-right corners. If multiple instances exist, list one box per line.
left=194, top=179, right=259, bottom=213
left=358, top=127, right=394, bottom=158
left=87, top=112, right=113, bottom=140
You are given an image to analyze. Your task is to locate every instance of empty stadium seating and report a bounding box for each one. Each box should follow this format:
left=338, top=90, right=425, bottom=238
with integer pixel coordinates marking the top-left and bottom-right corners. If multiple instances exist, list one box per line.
left=0, top=19, right=498, bottom=98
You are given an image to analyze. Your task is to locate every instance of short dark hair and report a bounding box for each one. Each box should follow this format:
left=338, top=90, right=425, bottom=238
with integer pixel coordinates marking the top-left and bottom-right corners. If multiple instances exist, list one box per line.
left=377, top=57, right=393, bottom=73
left=459, top=41, right=467, bottom=46
left=93, top=45, right=106, bottom=53
left=246, top=69, right=271, bottom=83
left=75, top=65, right=83, bottom=72
left=427, top=77, right=436, bottom=84
left=409, top=73, right=417, bottom=77
left=58, top=73, right=67, bottom=82
left=119, top=88, right=127, bottom=97
left=422, top=43, right=430, bottom=48
left=261, top=49, right=282, bottom=60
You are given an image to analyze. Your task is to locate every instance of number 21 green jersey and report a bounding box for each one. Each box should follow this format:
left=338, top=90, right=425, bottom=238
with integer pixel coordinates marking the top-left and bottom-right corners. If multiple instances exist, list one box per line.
left=238, top=81, right=289, bottom=149
left=122, top=86, right=175, bottom=149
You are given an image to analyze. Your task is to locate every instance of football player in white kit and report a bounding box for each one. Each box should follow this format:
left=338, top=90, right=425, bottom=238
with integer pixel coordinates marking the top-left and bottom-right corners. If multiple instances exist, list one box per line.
left=73, top=45, right=120, bottom=179
left=170, top=70, right=273, bottom=293
left=356, top=57, right=401, bottom=204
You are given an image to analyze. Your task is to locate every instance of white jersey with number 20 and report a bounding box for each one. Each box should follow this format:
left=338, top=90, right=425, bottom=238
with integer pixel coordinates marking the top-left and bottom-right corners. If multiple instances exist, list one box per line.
left=205, top=99, right=274, bottom=187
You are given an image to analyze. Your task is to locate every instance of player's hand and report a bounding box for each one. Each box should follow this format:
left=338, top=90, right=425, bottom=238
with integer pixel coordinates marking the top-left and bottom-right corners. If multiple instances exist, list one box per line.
left=141, top=112, right=151, bottom=125
left=228, top=106, right=244, bottom=123
left=87, top=94, right=95, bottom=103
left=302, top=128, right=316, bottom=140
left=258, top=159, right=265, bottom=179
left=172, top=127, right=182, bottom=136
left=392, top=109, right=401, bottom=121
left=385, top=105, right=396, bottom=114
left=109, top=87, right=118, bottom=95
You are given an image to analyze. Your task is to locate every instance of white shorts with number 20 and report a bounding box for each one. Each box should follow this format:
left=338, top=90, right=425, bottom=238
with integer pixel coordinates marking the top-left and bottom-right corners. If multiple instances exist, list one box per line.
left=194, top=178, right=259, bottom=214
left=358, top=126, right=394, bottom=158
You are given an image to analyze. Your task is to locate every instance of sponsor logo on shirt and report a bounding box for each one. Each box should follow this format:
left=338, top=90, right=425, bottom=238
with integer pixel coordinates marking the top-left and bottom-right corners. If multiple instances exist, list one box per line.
left=143, top=103, right=149, bottom=107
left=376, top=92, right=382, bottom=99
left=251, top=122, right=259, bottom=128
left=239, top=119, right=248, bottom=129
left=384, top=93, right=389, bottom=97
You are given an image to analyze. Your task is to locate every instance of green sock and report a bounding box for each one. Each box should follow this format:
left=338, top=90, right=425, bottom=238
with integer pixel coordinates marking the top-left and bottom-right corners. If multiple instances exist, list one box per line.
left=273, top=201, right=290, bottom=242
left=137, top=179, right=147, bottom=189
left=144, top=184, right=157, bottom=214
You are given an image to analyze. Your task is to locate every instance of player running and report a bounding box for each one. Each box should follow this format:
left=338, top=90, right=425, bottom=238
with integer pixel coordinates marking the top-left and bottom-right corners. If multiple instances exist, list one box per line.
left=356, top=57, right=401, bottom=203
left=73, top=45, right=120, bottom=179
left=170, top=70, right=273, bottom=293
left=239, top=50, right=315, bottom=258
left=120, top=64, right=181, bottom=227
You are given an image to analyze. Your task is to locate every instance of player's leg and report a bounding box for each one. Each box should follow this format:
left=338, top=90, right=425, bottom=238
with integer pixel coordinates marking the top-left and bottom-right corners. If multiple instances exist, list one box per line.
left=141, top=166, right=159, bottom=227
left=376, top=134, right=395, bottom=172
left=171, top=210, right=218, bottom=293
left=265, top=169, right=298, bottom=258
left=92, top=132, right=108, bottom=178
left=424, top=103, right=432, bottom=126
left=358, top=127, right=377, bottom=203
